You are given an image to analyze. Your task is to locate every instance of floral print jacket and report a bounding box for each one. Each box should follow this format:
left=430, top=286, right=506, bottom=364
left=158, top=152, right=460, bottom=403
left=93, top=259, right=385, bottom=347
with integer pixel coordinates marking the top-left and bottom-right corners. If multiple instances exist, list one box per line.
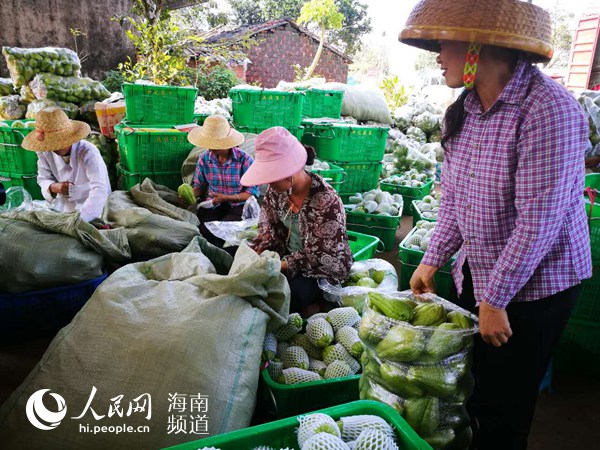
left=251, top=172, right=352, bottom=283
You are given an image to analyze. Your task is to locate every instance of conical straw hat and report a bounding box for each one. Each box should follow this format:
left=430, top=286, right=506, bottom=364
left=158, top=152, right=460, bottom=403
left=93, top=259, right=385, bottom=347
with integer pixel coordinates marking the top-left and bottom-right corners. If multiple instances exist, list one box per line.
left=22, top=107, right=90, bottom=152
left=187, top=115, right=244, bottom=149
left=399, top=0, right=553, bottom=63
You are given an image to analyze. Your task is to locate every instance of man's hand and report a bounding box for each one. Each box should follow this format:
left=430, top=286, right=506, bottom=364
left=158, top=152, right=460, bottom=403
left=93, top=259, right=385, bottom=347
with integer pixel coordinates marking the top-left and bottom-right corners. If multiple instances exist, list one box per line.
left=410, top=264, right=438, bottom=294
left=50, top=181, right=72, bottom=196
left=479, top=301, right=513, bottom=347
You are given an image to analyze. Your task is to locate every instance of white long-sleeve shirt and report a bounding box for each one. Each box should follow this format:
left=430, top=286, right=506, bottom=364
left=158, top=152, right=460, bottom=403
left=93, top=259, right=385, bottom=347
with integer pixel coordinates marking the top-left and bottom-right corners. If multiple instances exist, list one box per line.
left=37, top=139, right=111, bottom=222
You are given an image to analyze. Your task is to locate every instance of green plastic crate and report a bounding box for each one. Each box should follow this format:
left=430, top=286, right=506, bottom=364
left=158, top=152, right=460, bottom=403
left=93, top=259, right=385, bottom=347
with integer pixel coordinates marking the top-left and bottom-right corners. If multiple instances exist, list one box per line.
left=336, top=161, right=382, bottom=195
left=234, top=124, right=304, bottom=142
left=348, top=230, right=381, bottom=261
left=193, top=113, right=232, bottom=126
left=584, top=173, right=600, bottom=219
left=571, top=265, right=600, bottom=322
left=306, top=124, right=388, bottom=162
left=398, top=226, right=454, bottom=272
left=0, top=171, right=43, bottom=200
left=116, top=163, right=181, bottom=191
left=301, top=117, right=353, bottom=147
left=229, top=88, right=304, bottom=128
left=412, top=199, right=438, bottom=227
left=114, top=123, right=194, bottom=173
left=554, top=318, right=600, bottom=376
left=122, top=83, right=198, bottom=125
left=163, top=400, right=432, bottom=450
left=399, top=260, right=456, bottom=301
left=345, top=208, right=402, bottom=251
left=0, top=120, right=38, bottom=174
left=310, top=162, right=345, bottom=193
left=257, top=367, right=360, bottom=419
left=380, top=177, right=434, bottom=216
left=302, top=88, right=344, bottom=118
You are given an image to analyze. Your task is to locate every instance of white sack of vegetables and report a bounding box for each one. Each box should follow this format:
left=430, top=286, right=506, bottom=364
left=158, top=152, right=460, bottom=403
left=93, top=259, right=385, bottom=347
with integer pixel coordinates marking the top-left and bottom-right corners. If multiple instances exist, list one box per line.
left=30, top=73, right=110, bottom=103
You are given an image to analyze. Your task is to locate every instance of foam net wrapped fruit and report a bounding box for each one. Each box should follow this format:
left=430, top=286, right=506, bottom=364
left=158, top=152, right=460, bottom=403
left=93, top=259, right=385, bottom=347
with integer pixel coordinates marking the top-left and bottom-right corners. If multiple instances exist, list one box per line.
left=2, top=46, right=81, bottom=88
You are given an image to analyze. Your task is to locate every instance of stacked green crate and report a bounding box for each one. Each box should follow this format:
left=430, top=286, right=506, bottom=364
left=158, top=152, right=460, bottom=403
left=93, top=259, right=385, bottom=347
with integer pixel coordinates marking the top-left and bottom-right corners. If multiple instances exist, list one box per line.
left=229, top=87, right=305, bottom=139
left=302, top=88, right=344, bottom=118
left=380, top=175, right=434, bottom=216
left=118, top=83, right=198, bottom=190
left=0, top=120, right=43, bottom=199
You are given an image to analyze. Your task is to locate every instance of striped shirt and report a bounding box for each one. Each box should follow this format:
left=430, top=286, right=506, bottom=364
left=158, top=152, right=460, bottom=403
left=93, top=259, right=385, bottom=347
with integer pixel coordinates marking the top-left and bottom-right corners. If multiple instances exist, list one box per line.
left=421, top=59, right=592, bottom=309
left=192, top=147, right=259, bottom=207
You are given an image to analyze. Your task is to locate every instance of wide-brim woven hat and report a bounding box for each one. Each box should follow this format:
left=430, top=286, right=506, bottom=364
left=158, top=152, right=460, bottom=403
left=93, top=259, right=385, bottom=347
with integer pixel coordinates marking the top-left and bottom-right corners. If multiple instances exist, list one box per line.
left=187, top=114, right=244, bottom=150
left=22, top=107, right=90, bottom=152
left=399, top=0, right=553, bottom=63
left=241, top=127, right=307, bottom=186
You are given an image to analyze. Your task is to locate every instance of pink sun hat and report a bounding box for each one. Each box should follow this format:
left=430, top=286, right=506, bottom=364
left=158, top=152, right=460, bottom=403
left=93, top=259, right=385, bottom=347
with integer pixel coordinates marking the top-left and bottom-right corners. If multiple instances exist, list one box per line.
left=241, top=127, right=307, bottom=186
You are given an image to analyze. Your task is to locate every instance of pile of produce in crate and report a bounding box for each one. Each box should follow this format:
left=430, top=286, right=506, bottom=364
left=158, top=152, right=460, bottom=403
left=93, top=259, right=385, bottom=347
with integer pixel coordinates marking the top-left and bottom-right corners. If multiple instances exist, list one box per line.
left=413, top=193, right=442, bottom=222
left=346, top=189, right=403, bottom=217
left=401, top=220, right=437, bottom=252
left=381, top=169, right=431, bottom=188
left=358, top=290, right=478, bottom=449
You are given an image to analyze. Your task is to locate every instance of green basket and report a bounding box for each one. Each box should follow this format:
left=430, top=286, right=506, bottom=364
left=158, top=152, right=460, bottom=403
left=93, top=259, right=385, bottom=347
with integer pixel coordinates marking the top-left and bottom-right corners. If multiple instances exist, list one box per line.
left=163, top=400, right=432, bottom=450
left=380, top=178, right=434, bottom=216
left=301, top=117, right=353, bottom=147
left=302, top=88, right=344, bottom=118
left=336, top=161, right=382, bottom=195
left=193, top=113, right=233, bottom=126
left=229, top=88, right=304, bottom=128
left=0, top=171, right=43, bottom=200
left=584, top=173, right=600, bottom=219
left=0, top=120, right=38, bottom=174
left=310, top=162, right=345, bottom=193
left=348, top=230, right=382, bottom=261
left=122, top=83, right=198, bottom=125
left=399, top=260, right=456, bottom=301
left=306, top=124, right=388, bottom=163
left=398, top=226, right=454, bottom=272
left=345, top=208, right=402, bottom=251
left=571, top=265, right=600, bottom=321
left=412, top=199, right=438, bottom=227
left=234, top=124, right=304, bottom=142
left=257, top=367, right=360, bottom=419
left=116, top=163, right=181, bottom=191
left=554, top=318, right=600, bottom=376
left=114, top=123, right=194, bottom=173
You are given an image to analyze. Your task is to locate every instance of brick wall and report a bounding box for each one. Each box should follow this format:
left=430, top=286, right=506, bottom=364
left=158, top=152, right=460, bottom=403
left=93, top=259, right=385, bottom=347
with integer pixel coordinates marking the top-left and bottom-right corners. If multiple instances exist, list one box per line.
left=245, top=24, right=349, bottom=88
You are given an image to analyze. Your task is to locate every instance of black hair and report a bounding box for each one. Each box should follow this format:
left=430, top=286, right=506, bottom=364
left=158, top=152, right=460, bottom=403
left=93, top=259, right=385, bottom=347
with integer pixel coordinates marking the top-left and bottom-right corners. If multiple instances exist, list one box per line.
left=304, top=145, right=316, bottom=166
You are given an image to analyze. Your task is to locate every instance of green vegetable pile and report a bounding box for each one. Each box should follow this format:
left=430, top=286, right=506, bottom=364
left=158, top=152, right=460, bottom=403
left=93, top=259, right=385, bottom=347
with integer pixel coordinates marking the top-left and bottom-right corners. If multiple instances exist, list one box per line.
left=263, top=310, right=363, bottom=386
left=413, top=194, right=442, bottom=221
left=0, top=78, right=15, bottom=96
left=2, top=47, right=81, bottom=88
left=346, top=189, right=403, bottom=216
left=382, top=169, right=432, bottom=189
left=30, top=73, right=110, bottom=104
left=358, top=291, right=478, bottom=449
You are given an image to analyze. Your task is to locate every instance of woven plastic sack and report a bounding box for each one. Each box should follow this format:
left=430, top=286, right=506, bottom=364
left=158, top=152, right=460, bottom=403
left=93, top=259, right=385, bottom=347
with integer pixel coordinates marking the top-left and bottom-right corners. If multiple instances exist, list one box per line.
left=0, top=95, right=25, bottom=120
left=26, top=99, right=79, bottom=119
left=318, top=259, right=399, bottom=314
left=30, top=73, right=110, bottom=103
left=0, top=239, right=290, bottom=449
left=322, top=82, right=392, bottom=125
left=0, top=78, right=15, bottom=96
left=2, top=46, right=81, bottom=88
left=358, top=291, right=478, bottom=449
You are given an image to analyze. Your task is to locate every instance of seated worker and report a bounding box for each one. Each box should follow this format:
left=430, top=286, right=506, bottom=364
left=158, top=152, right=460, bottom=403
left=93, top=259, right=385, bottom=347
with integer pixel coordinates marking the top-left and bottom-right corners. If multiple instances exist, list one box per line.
left=21, top=107, right=111, bottom=222
left=241, top=127, right=353, bottom=315
left=187, top=115, right=259, bottom=247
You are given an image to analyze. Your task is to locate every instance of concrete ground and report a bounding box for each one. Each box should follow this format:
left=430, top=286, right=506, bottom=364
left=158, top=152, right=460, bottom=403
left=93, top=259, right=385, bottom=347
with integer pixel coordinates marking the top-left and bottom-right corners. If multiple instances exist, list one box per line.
left=1, top=214, right=598, bottom=449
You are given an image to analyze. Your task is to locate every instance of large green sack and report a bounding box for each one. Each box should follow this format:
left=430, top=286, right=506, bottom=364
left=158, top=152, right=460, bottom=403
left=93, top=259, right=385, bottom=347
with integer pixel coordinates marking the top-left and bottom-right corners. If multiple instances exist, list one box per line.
left=0, top=239, right=289, bottom=449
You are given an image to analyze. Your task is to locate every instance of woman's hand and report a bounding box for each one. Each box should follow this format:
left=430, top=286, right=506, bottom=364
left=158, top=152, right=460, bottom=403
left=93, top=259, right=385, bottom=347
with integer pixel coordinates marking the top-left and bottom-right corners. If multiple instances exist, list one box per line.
left=410, top=264, right=438, bottom=294
left=211, top=193, right=228, bottom=205
left=479, top=301, right=513, bottom=347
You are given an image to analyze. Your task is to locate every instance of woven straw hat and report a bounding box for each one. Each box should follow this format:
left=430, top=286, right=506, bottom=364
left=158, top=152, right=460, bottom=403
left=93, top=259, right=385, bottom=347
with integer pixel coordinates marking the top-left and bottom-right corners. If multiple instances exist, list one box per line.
left=22, top=107, right=90, bottom=152
left=399, top=0, right=553, bottom=63
left=187, top=115, right=244, bottom=150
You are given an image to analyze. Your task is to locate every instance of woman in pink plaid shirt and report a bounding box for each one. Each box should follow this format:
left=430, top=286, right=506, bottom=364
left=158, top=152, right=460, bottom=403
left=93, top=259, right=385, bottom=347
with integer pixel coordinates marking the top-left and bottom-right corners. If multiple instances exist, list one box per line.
left=400, top=1, right=592, bottom=449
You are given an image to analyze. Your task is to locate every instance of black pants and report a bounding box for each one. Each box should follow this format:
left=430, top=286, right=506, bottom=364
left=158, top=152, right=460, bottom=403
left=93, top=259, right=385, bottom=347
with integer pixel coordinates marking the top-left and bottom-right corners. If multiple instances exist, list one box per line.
left=197, top=203, right=244, bottom=248
left=456, top=262, right=579, bottom=450
left=288, top=275, right=324, bottom=315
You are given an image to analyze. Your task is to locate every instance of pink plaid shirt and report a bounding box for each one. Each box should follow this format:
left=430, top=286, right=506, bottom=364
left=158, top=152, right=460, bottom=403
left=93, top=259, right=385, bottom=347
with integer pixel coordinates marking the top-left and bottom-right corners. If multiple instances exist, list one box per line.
left=422, top=60, right=592, bottom=309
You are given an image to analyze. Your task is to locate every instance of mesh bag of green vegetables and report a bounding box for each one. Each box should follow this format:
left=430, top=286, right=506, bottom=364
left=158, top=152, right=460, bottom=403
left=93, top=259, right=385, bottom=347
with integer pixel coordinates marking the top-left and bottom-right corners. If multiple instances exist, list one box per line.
left=318, top=259, right=399, bottom=314
left=26, top=99, right=79, bottom=119
left=30, top=73, right=110, bottom=103
left=2, top=46, right=81, bottom=88
left=358, top=290, right=478, bottom=450
left=0, top=78, right=15, bottom=96
left=0, top=95, right=26, bottom=120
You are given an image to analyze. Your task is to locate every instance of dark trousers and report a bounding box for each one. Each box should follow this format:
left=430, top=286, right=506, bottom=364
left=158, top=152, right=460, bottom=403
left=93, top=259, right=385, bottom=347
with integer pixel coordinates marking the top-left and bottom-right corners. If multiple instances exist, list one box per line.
left=197, top=203, right=244, bottom=248
left=456, top=262, right=579, bottom=450
left=288, top=275, right=324, bottom=315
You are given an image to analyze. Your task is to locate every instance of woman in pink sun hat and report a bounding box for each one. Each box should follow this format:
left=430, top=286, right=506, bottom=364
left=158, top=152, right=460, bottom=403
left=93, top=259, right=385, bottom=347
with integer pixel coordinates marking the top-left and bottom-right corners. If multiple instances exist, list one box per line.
left=241, top=127, right=352, bottom=315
